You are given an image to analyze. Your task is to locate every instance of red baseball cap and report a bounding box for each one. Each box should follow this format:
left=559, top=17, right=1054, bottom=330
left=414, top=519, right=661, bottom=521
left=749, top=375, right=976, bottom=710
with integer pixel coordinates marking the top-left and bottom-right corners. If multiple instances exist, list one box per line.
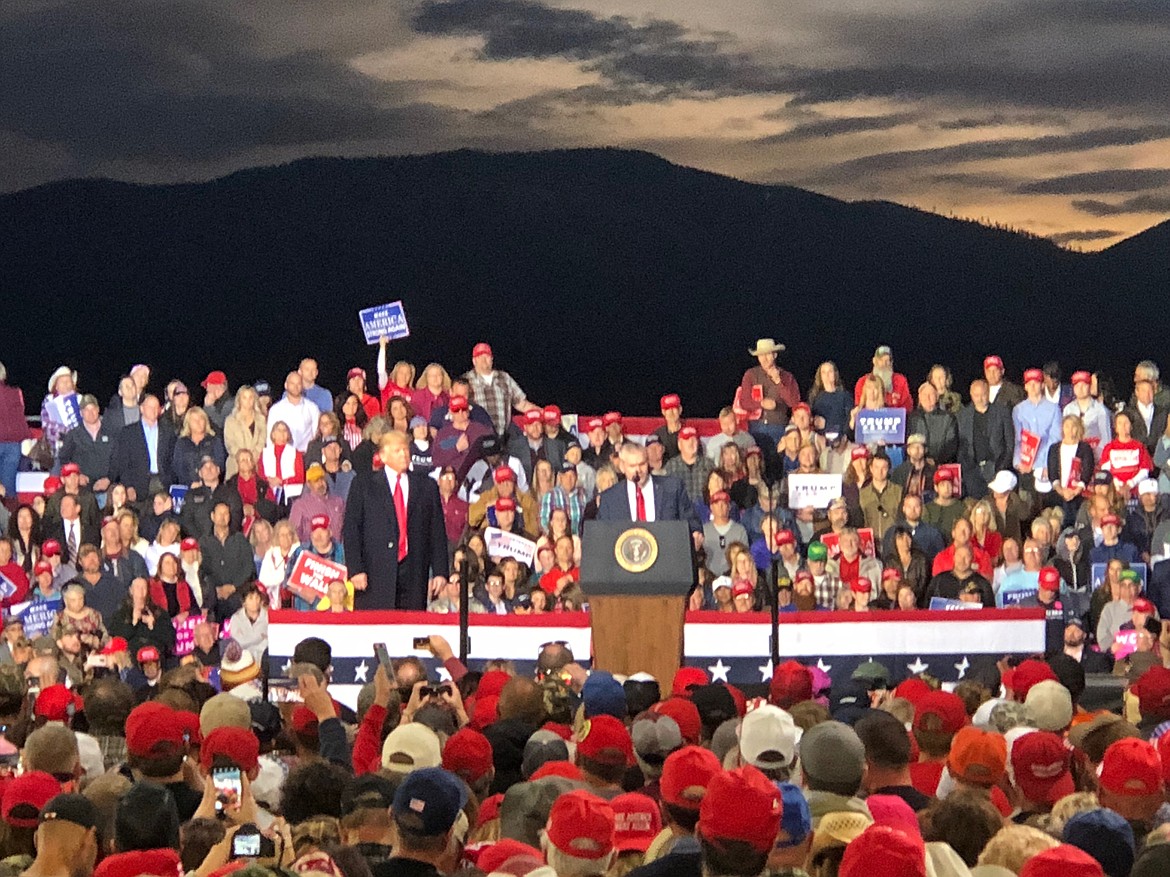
left=794, top=570, right=813, bottom=584
left=603, top=411, right=623, bottom=427
left=449, top=395, right=469, bottom=413
left=913, top=690, right=968, bottom=735
left=201, top=371, right=227, bottom=388
left=672, top=667, right=709, bottom=698
left=472, top=343, right=492, bottom=359
left=494, top=496, right=515, bottom=513
left=1100, top=513, right=1121, bottom=528
left=1023, top=368, right=1044, bottom=384
left=893, top=678, right=932, bottom=706
left=660, top=745, right=721, bottom=809
left=850, top=446, right=869, bottom=460
left=475, top=839, right=542, bottom=874
left=101, top=637, right=129, bottom=655
left=545, top=791, right=615, bottom=860
left=850, top=577, right=872, bottom=595
left=773, top=529, right=795, bottom=547
left=710, top=490, right=731, bottom=505
left=310, top=514, right=330, bottom=531
left=660, top=394, right=681, bottom=411
left=1134, top=666, right=1170, bottom=720
left=947, top=726, right=1007, bottom=787
left=126, top=702, right=184, bottom=757
left=769, top=660, right=813, bottom=709
left=40, top=539, right=61, bottom=558
left=347, top=367, right=366, bottom=381
left=840, top=825, right=926, bottom=877
left=475, top=794, right=505, bottom=828
left=932, top=468, right=951, bottom=485
left=652, top=697, right=702, bottom=745
left=699, top=766, right=782, bottom=853
left=678, top=426, right=698, bottom=441
left=137, top=646, right=160, bottom=664
left=42, top=476, right=62, bottom=495
left=34, top=685, right=83, bottom=723
left=1010, top=731, right=1073, bottom=804
left=523, top=408, right=542, bottom=424
left=543, top=405, right=561, bottom=423
left=60, top=463, right=81, bottom=478
left=1071, top=371, right=1092, bottom=386
left=181, top=537, right=200, bottom=552
left=984, top=355, right=1004, bottom=370
left=1038, top=566, right=1060, bottom=589
left=93, top=850, right=184, bottom=877
left=290, top=706, right=319, bottom=737
left=530, top=760, right=582, bottom=782
left=493, top=466, right=515, bottom=484
left=732, top=580, right=754, bottom=599
left=1099, top=737, right=1163, bottom=797
left=442, top=728, right=494, bottom=784
left=1003, top=659, right=1058, bottom=699
left=1019, top=845, right=1105, bottom=877
left=1, top=771, right=61, bottom=828
left=881, top=567, right=902, bottom=583
left=1156, top=729, right=1170, bottom=784
left=587, top=417, right=604, bottom=431
left=1133, top=598, right=1156, bottom=614
left=577, top=715, right=633, bottom=767
left=200, top=726, right=260, bottom=774
left=792, top=402, right=811, bottom=415
left=33, top=560, right=53, bottom=577
left=611, top=792, right=662, bottom=853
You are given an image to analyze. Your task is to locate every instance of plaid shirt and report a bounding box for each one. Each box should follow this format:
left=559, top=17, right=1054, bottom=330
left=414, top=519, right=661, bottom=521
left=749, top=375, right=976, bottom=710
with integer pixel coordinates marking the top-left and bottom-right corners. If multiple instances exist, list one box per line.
left=464, top=369, right=527, bottom=435
left=540, top=485, right=587, bottom=535
left=96, top=735, right=128, bottom=771
left=812, top=573, right=841, bottom=610
left=664, top=454, right=715, bottom=509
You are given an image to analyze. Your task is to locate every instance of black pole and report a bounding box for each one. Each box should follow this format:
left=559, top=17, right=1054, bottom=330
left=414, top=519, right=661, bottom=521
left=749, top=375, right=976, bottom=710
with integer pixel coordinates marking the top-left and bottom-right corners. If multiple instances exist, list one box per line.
left=458, top=554, right=471, bottom=663
left=769, top=480, right=781, bottom=666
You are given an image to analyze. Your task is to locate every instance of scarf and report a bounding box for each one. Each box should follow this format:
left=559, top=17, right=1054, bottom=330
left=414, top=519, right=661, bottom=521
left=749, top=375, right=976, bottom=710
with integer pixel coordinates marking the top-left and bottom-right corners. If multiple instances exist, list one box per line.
left=261, top=443, right=302, bottom=500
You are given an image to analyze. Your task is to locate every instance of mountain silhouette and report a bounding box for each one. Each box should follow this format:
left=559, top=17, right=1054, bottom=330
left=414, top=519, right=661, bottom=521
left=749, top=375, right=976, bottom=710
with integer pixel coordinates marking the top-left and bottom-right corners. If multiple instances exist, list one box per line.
left=1, top=148, right=1165, bottom=416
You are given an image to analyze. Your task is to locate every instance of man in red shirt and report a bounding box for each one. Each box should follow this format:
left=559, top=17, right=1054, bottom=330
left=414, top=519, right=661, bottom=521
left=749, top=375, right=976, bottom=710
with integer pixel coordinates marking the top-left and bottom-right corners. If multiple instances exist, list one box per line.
left=853, top=345, right=913, bottom=413
left=739, top=339, right=801, bottom=478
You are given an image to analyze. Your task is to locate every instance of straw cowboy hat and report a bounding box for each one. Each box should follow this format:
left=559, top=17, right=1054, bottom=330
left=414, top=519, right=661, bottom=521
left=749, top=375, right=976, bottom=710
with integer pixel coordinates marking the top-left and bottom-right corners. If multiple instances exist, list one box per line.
left=749, top=338, right=786, bottom=357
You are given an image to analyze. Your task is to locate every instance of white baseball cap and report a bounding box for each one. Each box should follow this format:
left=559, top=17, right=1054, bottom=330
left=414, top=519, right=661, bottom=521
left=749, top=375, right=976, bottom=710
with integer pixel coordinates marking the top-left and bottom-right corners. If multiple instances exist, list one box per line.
left=738, top=704, right=797, bottom=770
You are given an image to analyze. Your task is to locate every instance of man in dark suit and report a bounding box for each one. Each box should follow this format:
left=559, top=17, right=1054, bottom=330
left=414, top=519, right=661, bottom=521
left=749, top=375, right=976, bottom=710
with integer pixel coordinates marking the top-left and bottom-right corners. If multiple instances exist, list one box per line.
left=108, top=395, right=176, bottom=504
left=344, top=430, right=449, bottom=610
left=957, top=379, right=1016, bottom=499
left=506, top=409, right=566, bottom=483
left=44, top=494, right=100, bottom=567
left=1124, top=378, right=1170, bottom=455
left=596, top=442, right=702, bottom=548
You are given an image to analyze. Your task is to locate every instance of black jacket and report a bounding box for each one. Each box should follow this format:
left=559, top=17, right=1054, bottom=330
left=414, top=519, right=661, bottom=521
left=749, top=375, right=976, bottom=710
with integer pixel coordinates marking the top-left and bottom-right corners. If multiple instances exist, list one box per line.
left=957, top=403, right=1015, bottom=491
left=58, top=424, right=114, bottom=483
left=179, top=482, right=244, bottom=540
left=1124, top=403, right=1170, bottom=455
left=908, top=407, right=958, bottom=464
left=109, top=420, right=177, bottom=497
left=1045, top=441, right=1096, bottom=492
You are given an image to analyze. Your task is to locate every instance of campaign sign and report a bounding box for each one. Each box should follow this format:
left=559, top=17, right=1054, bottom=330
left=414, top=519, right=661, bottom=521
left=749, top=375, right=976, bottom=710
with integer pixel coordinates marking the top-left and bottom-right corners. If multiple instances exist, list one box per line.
left=173, top=614, right=206, bottom=656
left=1113, top=630, right=1139, bottom=660
left=1019, top=430, right=1041, bottom=470
left=929, top=597, right=983, bottom=611
left=787, top=473, right=843, bottom=510
left=484, top=527, right=537, bottom=567
left=935, top=463, right=962, bottom=497
left=14, top=598, right=64, bottom=639
left=169, top=485, right=189, bottom=513
left=287, top=553, right=348, bottom=597
left=818, top=528, right=875, bottom=561
left=1000, top=588, right=1037, bottom=607
left=359, top=301, right=410, bottom=345
left=0, top=572, right=17, bottom=601
left=1092, top=562, right=1148, bottom=592
left=855, top=408, right=906, bottom=445
left=49, top=394, right=81, bottom=431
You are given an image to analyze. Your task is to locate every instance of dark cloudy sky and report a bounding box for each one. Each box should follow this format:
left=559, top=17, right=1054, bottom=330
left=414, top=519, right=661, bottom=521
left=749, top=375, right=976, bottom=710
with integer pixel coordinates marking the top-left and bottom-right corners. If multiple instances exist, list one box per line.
left=5, top=0, right=1169, bottom=249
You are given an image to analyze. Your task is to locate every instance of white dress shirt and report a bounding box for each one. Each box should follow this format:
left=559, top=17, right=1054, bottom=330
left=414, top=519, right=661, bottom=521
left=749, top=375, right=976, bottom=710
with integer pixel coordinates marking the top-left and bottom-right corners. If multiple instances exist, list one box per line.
left=626, top=476, right=657, bottom=522
left=385, top=467, right=410, bottom=508
left=266, top=396, right=321, bottom=452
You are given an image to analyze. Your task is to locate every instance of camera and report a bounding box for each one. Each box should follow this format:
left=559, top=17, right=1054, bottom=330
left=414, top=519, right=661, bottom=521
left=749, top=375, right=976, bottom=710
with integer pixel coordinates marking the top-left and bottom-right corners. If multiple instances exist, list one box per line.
left=230, top=825, right=275, bottom=859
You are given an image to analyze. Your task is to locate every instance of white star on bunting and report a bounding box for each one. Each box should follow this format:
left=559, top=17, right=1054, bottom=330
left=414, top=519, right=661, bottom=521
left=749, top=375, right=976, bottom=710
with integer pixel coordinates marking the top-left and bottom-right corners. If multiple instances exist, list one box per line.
left=708, top=659, right=731, bottom=684
left=907, top=657, right=930, bottom=675
left=281, top=659, right=292, bottom=675
left=436, top=666, right=452, bottom=683
left=954, top=657, right=970, bottom=680
left=816, top=658, right=833, bottom=674
left=758, top=659, right=774, bottom=682
left=353, top=660, right=369, bottom=684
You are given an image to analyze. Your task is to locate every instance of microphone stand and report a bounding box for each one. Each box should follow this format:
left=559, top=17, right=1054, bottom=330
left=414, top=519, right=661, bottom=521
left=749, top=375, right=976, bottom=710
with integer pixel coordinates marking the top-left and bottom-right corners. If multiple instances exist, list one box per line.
left=768, top=479, right=781, bottom=667
left=458, top=553, right=471, bottom=663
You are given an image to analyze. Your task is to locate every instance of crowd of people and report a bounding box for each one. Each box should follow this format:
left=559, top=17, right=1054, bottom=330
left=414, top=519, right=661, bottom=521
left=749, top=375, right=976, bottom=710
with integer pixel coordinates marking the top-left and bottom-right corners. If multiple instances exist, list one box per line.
left=0, top=342, right=1166, bottom=875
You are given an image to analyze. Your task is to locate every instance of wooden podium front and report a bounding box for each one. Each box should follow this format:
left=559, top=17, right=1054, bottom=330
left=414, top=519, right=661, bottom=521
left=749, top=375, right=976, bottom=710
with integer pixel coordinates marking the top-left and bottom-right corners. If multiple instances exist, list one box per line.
left=581, top=521, right=694, bottom=688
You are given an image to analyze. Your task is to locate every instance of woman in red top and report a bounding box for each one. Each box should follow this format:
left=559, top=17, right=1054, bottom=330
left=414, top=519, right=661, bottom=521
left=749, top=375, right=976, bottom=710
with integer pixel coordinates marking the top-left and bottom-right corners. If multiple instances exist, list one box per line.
left=1099, top=411, right=1153, bottom=495
left=0, top=538, right=30, bottom=609
left=411, top=363, right=452, bottom=423
left=259, top=421, right=306, bottom=509
left=149, top=553, right=198, bottom=622
left=377, top=340, right=416, bottom=409
left=931, top=517, right=994, bottom=579
left=968, top=500, right=1003, bottom=564
left=539, top=535, right=580, bottom=599
left=336, top=393, right=368, bottom=452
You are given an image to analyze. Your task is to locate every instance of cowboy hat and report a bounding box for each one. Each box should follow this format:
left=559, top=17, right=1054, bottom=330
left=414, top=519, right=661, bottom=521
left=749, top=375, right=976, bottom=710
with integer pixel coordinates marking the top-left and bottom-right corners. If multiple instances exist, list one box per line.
left=47, top=366, right=77, bottom=394
left=749, top=338, right=785, bottom=357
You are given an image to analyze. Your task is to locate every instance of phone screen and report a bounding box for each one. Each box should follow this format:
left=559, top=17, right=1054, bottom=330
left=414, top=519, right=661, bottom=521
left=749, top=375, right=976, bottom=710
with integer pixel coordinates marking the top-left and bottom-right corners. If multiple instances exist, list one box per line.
left=212, top=766, right=242, bottom=812
left=412, top=636, right=430, bottom=650
left=231, top=831, right=261, bottom=858
left=266, top=677, right=303, bottom=704
left=373, top=642, right=394, bottom=676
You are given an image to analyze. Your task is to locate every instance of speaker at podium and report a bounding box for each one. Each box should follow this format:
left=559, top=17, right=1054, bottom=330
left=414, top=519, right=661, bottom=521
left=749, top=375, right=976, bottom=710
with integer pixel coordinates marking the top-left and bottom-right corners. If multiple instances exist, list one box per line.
left=581, top=520, right=694, bottom=689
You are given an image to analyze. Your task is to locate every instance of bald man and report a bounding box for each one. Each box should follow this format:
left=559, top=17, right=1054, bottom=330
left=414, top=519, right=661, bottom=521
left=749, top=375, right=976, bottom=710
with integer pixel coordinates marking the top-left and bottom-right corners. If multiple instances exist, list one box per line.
left=343, top=430, right=449, bottom=609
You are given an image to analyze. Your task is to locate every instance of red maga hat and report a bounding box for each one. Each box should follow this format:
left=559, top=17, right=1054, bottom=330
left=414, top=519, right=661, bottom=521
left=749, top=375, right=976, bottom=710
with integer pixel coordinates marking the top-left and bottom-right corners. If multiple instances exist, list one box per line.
left=472, top=343, right=492, bottom=359
left=660, top=394, right=681, bottom=410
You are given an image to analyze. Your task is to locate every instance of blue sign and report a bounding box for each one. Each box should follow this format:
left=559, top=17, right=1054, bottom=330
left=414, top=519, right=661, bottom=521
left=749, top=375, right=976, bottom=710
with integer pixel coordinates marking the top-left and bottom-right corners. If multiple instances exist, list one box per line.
left=855, top=408, right=906, bottom=445
left=999, top=589, right=1037, bottom=607
left=170, top=485, right=189, bottom=513
left=929, top=597, right=983, bottom=611
left=359, top=301, right=410, bottom=345
left=16, top=598, right=63, bottom=639
left=1092, top=563, right=1148, bottom=592
left=0, top=573, right=17, bottom=601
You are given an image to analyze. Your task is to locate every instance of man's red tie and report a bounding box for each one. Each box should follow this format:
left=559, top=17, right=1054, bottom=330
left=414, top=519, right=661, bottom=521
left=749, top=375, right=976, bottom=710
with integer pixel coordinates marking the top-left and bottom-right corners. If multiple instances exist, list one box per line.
left=635, top=486, right=647, bottom=522
left=394, top=476, right=408, bottom=561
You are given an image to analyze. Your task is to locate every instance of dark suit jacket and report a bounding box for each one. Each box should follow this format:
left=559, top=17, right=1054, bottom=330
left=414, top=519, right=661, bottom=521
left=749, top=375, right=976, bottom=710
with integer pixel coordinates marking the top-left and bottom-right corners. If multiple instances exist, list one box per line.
left=45, top=518, right=101, bottom=558
left=957, top=403, right=1015, bottom=492
left=506, top=435, right=566, bottom=483
left=1124, top=403, right=1170, bottom=455
left=1045, top=441, right=1096, bottom=491
left=595, top=474, right=701, bottom=535
left=109, top=420, right=176, bottom=497
left=343, top=468, right=450, bottom=610
left=991, top=381, right=1025, bottom=410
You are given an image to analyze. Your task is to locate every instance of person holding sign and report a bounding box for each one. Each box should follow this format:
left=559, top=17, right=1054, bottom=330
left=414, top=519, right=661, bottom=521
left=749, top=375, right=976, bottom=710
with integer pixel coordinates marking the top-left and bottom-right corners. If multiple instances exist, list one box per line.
left=343, top=430, right=449, bottom=610
left=1047, top=415, right=1096, bottom=525
left=1099, top=410, right=1153, bottom=496
left=1063, top=370, right=1111, bottom=459
left=1012, top=369, right=1061, bottom=480
left=852, top=345, right=913, bottom=414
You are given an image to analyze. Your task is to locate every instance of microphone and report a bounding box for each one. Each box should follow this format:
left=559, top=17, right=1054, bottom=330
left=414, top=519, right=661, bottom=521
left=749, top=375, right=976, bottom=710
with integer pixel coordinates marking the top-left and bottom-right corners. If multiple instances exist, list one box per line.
left=630, top=471, right=641, bottom=486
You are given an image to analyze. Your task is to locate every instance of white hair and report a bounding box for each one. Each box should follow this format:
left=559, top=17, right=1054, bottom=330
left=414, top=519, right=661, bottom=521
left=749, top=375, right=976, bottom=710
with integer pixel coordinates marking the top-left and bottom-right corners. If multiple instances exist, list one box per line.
left=541, top=833, right=615, bottom=877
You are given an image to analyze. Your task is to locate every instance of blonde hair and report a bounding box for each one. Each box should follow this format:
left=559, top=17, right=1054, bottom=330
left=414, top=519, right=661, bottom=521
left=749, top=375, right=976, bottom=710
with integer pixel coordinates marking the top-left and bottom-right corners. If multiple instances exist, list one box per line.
left=234, top=385, right=258, bottom=411
left=969, top=500, right=997, bottom=532
left=391, top=361, right=416, bottom=389
left=1045, top=792, right=1099, bottom=836
left=1062, top=414, right=1085, bottom=442
left=180, top=406, right=215, bottom=437
left=415, top=362, right=452, bottom=392
left=975, top=825, right=1059, bottom=873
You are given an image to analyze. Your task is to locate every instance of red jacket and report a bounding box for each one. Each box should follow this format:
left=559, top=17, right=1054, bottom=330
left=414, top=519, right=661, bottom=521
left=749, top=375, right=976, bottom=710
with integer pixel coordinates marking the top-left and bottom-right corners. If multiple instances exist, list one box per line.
left=149, top=577, right=196, bottom=616
left=854, top=372, right=914, bottom=414
left=0, top=384, right=31, bottom=444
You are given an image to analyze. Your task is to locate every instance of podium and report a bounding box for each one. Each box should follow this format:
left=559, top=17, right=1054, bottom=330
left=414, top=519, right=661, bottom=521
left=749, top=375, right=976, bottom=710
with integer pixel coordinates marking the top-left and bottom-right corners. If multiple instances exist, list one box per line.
left=581, top=520, right=694, bottom=690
